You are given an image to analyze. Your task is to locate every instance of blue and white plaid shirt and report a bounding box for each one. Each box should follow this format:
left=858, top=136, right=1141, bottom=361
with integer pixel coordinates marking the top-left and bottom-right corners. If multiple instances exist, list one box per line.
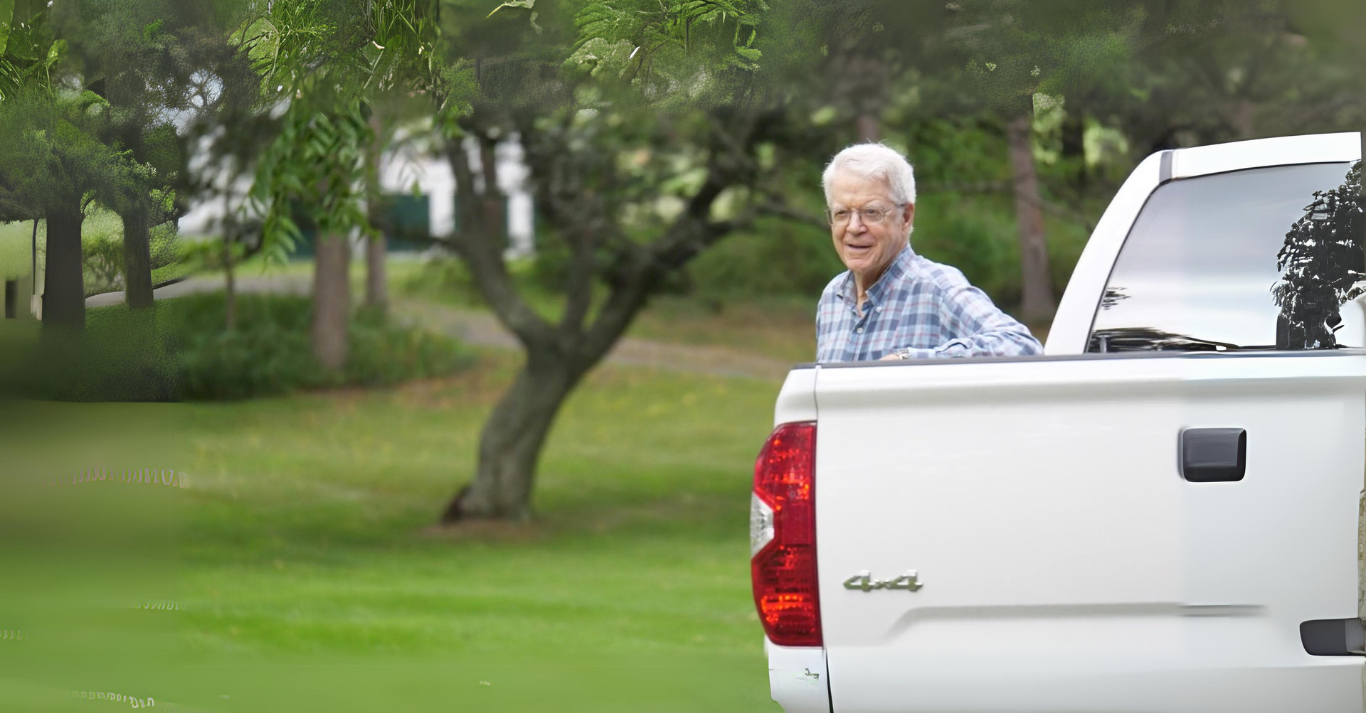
left=816, top=245, right=1043, bottom=362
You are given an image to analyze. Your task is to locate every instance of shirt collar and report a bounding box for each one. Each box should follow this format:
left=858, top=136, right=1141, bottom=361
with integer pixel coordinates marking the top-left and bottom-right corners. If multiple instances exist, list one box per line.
left=836, top=244, right=916, bottom=305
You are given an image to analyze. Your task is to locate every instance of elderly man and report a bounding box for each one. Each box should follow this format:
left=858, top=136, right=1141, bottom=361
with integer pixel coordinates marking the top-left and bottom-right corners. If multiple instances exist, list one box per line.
left=817, top=143, right=1043, bottom=362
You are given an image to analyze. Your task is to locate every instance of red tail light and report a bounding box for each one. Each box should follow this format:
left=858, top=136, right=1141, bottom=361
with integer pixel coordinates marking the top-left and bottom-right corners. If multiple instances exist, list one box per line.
left=750, top=421, right=821, bottom=647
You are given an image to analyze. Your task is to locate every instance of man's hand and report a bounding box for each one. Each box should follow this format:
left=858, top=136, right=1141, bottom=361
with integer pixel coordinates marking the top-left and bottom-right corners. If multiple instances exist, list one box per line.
left=879, top=352, right=903, bottom=361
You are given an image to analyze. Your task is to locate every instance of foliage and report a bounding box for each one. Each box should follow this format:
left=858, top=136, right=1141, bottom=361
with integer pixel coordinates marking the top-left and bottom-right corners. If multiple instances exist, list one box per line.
left=400, top=253, right=489, bottom=307
left=1, top=0, right=197, bottom=247
left=946, top=0, right=1145, bottom=116
left=81, top=229, right=124, bottom=294
left=0, top=0, right=63, bottom=106
left=228, top=0, right=441, bottom=265
left=567, top=0, right=768, bottom=107
left=80, top=215, right=183, bottom=296
left=2, top=292, right=471, bottom=401
left=1273, top=160, right=1365, bottom=349
left=686, top=216, right=841, bottom=301
left=166, top=291, right=473, bottom=400
left=250, top=105, right=373, bottom=263
left=0, top=86, right=145, bottom=216
left=7, top=306, right=179, bottom=401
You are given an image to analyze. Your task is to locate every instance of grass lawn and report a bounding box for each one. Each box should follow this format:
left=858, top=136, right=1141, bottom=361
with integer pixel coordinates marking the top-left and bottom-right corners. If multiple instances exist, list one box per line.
left=1, top=351, right=786, bottom=712
left=0, top=219, right=40, bottom=281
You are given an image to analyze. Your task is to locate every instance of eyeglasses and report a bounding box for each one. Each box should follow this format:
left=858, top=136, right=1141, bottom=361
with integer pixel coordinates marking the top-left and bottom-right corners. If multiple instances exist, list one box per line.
left=826, top=204, right=906, bottom=227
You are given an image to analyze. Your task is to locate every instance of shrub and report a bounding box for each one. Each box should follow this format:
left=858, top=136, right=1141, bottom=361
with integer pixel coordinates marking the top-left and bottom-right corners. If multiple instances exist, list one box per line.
left=913, top=194, right=1022, bottom=305
left=4, top=292, right=471, bottom=402
left=80, top=208, right=186, bottom=296
left=687, top=216, right=844, bottom=304
left=13, top=307, right=180, bottom=402
left=167, top=292, right=473, bottom=400
left=398, top=255, right=486, bottom=307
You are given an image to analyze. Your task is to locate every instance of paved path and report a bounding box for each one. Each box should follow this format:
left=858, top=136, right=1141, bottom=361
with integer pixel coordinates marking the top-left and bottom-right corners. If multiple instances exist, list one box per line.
left=88, top=275, right=791, bottom=380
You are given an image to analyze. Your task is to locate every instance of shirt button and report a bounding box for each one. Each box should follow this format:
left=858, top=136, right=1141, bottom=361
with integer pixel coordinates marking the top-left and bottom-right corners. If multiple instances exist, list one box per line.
left=876, top=306, right=883, bottom=312
left=855, top=328, right=864, bottom=334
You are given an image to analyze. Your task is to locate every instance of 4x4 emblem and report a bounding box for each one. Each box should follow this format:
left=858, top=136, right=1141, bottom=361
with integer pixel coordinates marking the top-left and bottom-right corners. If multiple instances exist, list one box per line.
left=844, top=570, right=923, bottom=592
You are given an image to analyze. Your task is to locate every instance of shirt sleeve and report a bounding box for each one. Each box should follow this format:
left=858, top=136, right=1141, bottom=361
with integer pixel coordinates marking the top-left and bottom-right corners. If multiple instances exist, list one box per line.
left=891, top=283, right=1043, bottom=359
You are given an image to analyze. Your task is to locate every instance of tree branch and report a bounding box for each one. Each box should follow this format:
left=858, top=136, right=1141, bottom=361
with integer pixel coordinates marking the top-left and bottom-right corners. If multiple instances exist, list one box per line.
left=756, top=199, right=825, bottom=230
left=518, top=114, right=611, bottom=340
left=442, top=136, right=554, bottom=348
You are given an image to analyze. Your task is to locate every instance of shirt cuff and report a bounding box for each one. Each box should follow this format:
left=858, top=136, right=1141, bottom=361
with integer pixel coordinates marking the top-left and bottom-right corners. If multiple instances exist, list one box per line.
left=931, top=340, right=973, bottom=357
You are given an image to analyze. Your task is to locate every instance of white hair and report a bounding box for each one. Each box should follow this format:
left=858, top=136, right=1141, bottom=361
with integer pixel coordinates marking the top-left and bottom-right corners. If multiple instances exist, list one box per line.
left=821, top=143, right=917, bottom=207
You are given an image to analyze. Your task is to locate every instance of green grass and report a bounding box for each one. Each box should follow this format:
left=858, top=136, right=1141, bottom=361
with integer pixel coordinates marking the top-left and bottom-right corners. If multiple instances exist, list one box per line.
left=0, top=219, right=40, bottom=281
left=628, top=294, right=815, bottom=363
left=150, top=259, right=193, bottom=286
left=1, top=354, right=786, bottom=711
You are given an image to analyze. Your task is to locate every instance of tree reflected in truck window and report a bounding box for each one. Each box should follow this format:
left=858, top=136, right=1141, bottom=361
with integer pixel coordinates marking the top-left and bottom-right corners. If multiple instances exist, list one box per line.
left=1271, top=162, right=1364, bottom=349
left=1088, top=161, right=1365, bottom=353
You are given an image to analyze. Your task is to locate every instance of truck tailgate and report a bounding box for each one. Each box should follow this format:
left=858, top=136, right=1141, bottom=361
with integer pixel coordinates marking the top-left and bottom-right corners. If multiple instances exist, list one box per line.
left=813, top=354, right=1366, bottom=713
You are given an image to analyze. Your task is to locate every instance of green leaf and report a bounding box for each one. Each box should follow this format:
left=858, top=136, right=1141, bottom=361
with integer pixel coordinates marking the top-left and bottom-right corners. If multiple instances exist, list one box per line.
left=45, top=38, right=64, bottom=68
left=487, top=0, right=535, bottom=19
left=0, top=0, right=13, bottom=57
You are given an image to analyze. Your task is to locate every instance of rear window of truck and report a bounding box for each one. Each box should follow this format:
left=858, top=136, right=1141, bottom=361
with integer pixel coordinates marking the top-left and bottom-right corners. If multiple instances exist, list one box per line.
left=1088, top=161, right=1363, bottom=353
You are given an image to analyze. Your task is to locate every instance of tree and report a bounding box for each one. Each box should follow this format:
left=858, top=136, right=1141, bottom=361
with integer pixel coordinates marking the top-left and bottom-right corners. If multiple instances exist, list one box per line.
left=232, top=0, right=439, bottom=368
left=809, top=3, right=954, bottom=143
left=1272, top=161, right=1364, bottom=349
left=0, top=89, right=143, bottom=327
left=0, top=0, right=147, bottom=329
left=944, top=1, right=1153, bottom=322
left=363, top=110, right=388, bottom=315
left=1105, top=2, right=1366, bottom=155
left=50, top=0, right=201, bottom=311
left=430, top=0, right=809, bottom=521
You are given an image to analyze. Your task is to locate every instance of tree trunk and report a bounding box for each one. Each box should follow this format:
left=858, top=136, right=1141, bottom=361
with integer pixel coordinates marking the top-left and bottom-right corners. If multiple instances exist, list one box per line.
left=222, top=232, right=237, bottom=331
left=856, top=114, right=880, bottom=142
left=311, top=232, right=350, bottom=370
left=365, top=232, right=387, bottom=315
left=121, top=207, right=154, bottom=310
left=1006, top=112, right=1056, bottom=323
left=365, top=112, right=388, bottom=315
left=1061, top=112, right=1087, bottom=191
left=42, top=200, right=85, bottom=329
left=30, top=219, right=38, bottom=286
left=478, top=137, right=507, bottom=253
left=441, top=354, right=582, bottom=522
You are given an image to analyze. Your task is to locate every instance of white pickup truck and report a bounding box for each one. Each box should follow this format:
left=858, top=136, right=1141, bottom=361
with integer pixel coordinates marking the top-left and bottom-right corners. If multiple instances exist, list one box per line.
left=752, top=132, right=1366, bottom=713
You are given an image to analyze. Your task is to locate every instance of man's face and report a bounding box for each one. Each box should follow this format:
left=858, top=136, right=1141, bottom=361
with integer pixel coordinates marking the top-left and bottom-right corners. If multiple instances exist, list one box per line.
left=827, top=172, right=914, bottom=284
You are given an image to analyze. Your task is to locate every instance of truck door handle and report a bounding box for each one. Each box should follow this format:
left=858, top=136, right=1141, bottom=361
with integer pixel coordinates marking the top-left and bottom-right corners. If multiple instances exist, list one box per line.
left=1180, top=428, right=1246, bottom=482
left=1302, top=618, right=1366, bottom=656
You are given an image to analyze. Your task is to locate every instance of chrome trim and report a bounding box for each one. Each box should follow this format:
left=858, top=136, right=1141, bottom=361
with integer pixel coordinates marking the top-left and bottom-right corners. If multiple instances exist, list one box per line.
left=750, top=494, right=775, bottom=557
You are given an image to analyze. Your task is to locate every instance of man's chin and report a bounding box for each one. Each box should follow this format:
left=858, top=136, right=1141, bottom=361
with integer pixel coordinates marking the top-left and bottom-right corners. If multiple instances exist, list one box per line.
left=843, top=256, right=876, bottom=275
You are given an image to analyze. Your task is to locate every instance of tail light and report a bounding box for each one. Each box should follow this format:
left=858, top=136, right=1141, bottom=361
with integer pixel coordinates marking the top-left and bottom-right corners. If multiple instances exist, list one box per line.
left=750, top=421, right=821, bottom=647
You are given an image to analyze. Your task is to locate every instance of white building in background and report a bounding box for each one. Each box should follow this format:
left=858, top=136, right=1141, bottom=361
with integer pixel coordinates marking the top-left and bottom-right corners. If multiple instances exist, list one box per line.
left=178, top=134, right=536, bottom=258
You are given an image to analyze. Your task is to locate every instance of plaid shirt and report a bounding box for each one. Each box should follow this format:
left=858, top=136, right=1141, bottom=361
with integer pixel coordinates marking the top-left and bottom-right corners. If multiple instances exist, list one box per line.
left=816, top=246, right=1043, bottom=362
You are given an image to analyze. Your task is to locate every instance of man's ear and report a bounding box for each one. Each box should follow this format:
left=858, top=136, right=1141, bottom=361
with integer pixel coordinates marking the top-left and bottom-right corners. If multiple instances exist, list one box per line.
left=903, top=202, right=916, bottom=227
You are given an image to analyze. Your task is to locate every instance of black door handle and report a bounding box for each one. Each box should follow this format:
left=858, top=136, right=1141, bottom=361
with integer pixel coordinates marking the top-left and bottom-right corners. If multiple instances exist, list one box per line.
left=1302, top=618, right=1366, bottom=656
left=1180, top=428, right=1246, bottom=482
